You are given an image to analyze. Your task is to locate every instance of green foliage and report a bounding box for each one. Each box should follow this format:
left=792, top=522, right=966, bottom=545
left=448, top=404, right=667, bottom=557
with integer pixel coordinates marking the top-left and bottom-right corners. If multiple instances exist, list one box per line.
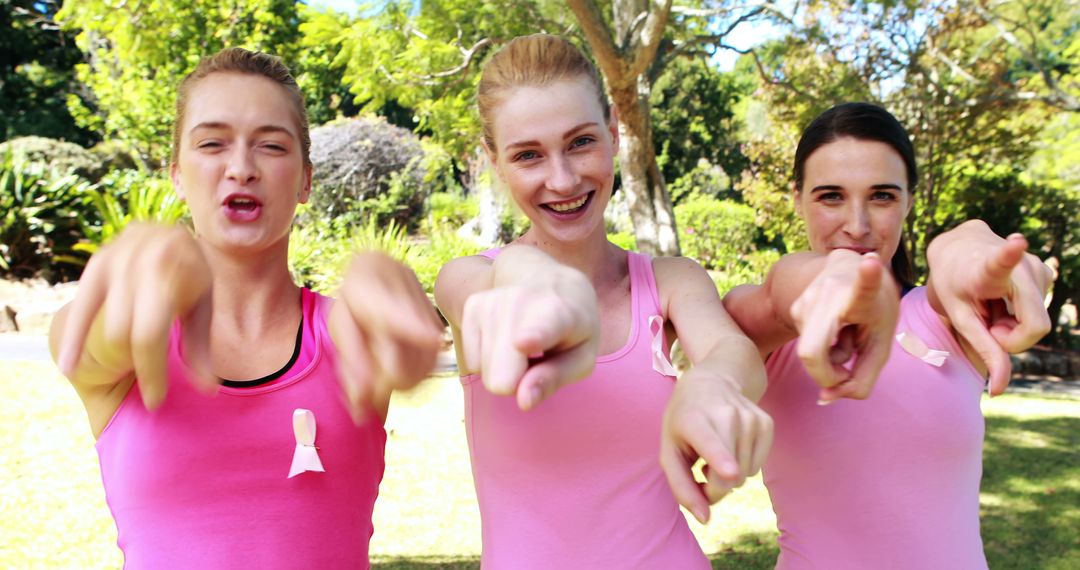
left=288, top=211, right=354, bottom=294
left=607, top=231, right=638, bottom=251
left=651, top=57, right=752, bottom=200
left=424, top=191, right=479, bottom=233
left=78, top=169, right=188, bottom=254
left=1, top=1, right=95, bottom=145
left=289, top=210, right=483, bottom=295
left=56, top=0, right=304, bottom=165
left=668, top=158, right=733, bottom=204
left=0, top=136, right=106, bottom=182
left=674, top=192, right=759, bottom=272
left=301, top=0, right=574, bottom=160
left=410, top=229, right=485, bottom=295
left=0, top=149, right=96, bottom=281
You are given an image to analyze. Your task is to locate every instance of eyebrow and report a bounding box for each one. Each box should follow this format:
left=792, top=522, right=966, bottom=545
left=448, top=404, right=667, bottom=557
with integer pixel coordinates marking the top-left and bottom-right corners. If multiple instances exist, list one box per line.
left=189, top=122, right=296, bottom=138
left=810, top=183, right=904, bottom=192
left=502, top=122, right=600, bottom=152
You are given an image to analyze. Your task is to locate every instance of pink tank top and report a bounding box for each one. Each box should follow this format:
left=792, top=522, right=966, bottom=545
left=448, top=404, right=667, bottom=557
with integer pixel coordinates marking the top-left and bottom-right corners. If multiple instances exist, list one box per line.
left=761, top=287, right=987, bottom=569
left=462, top=250, right=709, bottom=569
left=96, top=289, right=387, bottom=569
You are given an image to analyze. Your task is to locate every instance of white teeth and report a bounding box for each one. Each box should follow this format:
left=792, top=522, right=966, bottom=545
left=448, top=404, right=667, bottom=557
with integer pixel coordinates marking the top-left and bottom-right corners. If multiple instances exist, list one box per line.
left=548, top=194, right=588, bottom=212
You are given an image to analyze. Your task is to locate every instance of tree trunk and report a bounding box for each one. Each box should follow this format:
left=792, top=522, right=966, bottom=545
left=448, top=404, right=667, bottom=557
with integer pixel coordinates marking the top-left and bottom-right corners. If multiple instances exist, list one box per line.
left=568, top=0, right=680, bottom=256
left=609, top=80, right=679, bottom=256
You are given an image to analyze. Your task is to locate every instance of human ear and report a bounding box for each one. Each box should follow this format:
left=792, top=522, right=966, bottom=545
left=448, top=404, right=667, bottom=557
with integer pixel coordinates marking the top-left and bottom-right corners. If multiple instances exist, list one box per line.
left=792, top=186, right=804, bottom=218
left=299, top=165, right=313, bottom=204
left=482, top=138, right=506, bottom=183
left=170, top=163, right=186, bottom=201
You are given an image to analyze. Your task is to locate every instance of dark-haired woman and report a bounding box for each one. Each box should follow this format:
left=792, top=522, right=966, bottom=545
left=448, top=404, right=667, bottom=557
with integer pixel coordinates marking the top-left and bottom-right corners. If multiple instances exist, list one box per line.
left=724, top=102, right=1053, bottom=568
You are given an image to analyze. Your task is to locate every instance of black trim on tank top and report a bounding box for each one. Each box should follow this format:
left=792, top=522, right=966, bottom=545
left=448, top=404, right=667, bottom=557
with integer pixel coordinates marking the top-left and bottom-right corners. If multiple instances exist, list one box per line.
left=220, top=317, right=304, bottom=388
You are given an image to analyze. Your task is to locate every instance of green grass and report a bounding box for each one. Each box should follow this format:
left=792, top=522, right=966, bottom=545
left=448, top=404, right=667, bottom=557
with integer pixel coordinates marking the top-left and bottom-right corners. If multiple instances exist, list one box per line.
left=2, top=360, right=1077, bottom=569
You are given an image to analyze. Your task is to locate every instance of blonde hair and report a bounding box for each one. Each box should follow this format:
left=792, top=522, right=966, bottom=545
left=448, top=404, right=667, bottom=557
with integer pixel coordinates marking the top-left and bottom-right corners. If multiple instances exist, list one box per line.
left=171, top=47, right=311, bottom=167
left=477, top=34, right=610, bottom=150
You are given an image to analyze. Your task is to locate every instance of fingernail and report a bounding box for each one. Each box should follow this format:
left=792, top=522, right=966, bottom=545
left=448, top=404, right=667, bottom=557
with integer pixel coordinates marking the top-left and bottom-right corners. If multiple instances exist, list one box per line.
left=693, top=507, right=709, bottom=524
left=817, top=398, right=834, bottom=406
left=524, top=386, right=542, bottom=410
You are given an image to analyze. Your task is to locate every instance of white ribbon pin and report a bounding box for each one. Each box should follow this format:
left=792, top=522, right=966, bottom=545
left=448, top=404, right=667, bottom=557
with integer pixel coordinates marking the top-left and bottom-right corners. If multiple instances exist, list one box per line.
left=895, top=331, right=949, bottom=367
left=649, top=315, right=679, bottom=377
left=288, top=408, right=325, bottom=479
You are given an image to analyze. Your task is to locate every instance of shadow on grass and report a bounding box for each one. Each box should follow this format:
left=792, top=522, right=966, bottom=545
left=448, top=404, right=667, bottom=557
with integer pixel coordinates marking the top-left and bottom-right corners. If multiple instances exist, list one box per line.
left=708, top=530, right=780, bottom=569
left=981, top=414, right=1080, bottom=569
left=371, top=556, right=479, bottom=569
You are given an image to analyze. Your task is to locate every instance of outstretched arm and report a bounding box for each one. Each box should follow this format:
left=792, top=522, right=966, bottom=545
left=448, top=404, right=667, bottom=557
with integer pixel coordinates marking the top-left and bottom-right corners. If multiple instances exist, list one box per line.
left=724, top=249, right=899, bottom=402
left=927, top=220, right=1054, bottom=395
left=328, top=251, right=445, bottom=423
left=434, top=245, right=599, bottom=410
left=656, top=257, right=772, bottom=524
left=49, top=223, right=214, bottom=436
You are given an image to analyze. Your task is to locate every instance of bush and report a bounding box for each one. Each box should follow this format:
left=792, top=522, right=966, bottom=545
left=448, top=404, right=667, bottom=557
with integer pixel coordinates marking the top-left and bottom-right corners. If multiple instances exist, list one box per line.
left=0, top=149, right=96, bottom=281
left=710, top=249, right=782, bottom=295
left=0, top=136, right=107, bottom=182
left=308, top=116, right=452, bottom=231
left=424, top=191, right=479, bottom=233
left=675, top=192, right=759, bottom=272
left=289, top=207, right=484, bottom=296
left=78, top=170, right=188, bottom=254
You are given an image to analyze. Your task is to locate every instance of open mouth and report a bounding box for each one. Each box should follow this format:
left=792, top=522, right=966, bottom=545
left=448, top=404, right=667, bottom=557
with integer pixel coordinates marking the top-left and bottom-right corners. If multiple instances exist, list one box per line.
left=541, top=191, right=593, bottom=216
left=222, top=194, right=263, bottom=221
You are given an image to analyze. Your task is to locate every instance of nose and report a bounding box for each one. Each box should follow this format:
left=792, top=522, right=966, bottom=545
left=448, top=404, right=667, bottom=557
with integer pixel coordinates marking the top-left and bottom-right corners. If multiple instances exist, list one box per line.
left=225, top=146, right=258, bottom=185
left=842, top=202, right=871, bottom=240
left=545, top=154, right=580, bottom=194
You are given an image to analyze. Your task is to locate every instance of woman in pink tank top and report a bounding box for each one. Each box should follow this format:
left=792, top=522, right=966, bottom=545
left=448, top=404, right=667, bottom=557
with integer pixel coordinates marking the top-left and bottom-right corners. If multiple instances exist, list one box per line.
left=723, top=103, right=1053, bottom=568
left=434, top=34, right=773, bottom=568
left=49, top=48, right=444, bottom=569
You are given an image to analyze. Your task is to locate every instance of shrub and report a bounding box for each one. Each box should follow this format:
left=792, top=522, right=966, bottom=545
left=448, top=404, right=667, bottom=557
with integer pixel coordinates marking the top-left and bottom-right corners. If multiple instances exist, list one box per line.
left=0, top=136, right=107, bottom=182
left=289, top=210, right=484, bottom=296
left=674, top=192, right=759, bottom=272
left=78, top=170, right=188, bottom=254
left=308, top=116, right=451, bottom=231
left=0, top=149, right=96, bottom=281
left=424, top=191, right=479, bottom=233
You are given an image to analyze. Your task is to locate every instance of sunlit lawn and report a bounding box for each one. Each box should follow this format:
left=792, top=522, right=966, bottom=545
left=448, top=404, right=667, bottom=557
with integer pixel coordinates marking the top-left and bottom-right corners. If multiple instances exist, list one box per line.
left=2, top=356, right=1077, bottom=569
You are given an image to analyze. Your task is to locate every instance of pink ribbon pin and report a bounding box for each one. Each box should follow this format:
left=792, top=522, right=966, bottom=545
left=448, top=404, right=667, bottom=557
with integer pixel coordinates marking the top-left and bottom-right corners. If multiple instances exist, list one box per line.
left=895, top=331, right=949, bottom=367
left=288, top=408, right=325, bottom=479
left=649, top=315, right=678, bottom=377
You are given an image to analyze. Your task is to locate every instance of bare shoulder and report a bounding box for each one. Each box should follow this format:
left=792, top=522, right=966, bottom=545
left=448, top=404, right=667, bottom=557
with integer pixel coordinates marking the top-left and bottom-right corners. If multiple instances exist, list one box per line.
left=433, top=254, right=495, bottom=326
left=652, top=256, right=717, bottom=299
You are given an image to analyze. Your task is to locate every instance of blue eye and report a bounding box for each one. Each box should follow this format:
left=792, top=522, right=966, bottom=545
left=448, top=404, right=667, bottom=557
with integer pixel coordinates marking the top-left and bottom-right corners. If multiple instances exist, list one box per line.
left=570, top=136, right=595, bottom=149
left=514, top=150, right=539, bottom=162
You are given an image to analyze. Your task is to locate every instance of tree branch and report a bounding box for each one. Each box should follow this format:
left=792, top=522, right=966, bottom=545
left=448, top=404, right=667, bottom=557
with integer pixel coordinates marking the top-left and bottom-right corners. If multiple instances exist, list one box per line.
left=625, top=0, right=675, bottom=80
left=567, top=0, right=627, bottom=85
